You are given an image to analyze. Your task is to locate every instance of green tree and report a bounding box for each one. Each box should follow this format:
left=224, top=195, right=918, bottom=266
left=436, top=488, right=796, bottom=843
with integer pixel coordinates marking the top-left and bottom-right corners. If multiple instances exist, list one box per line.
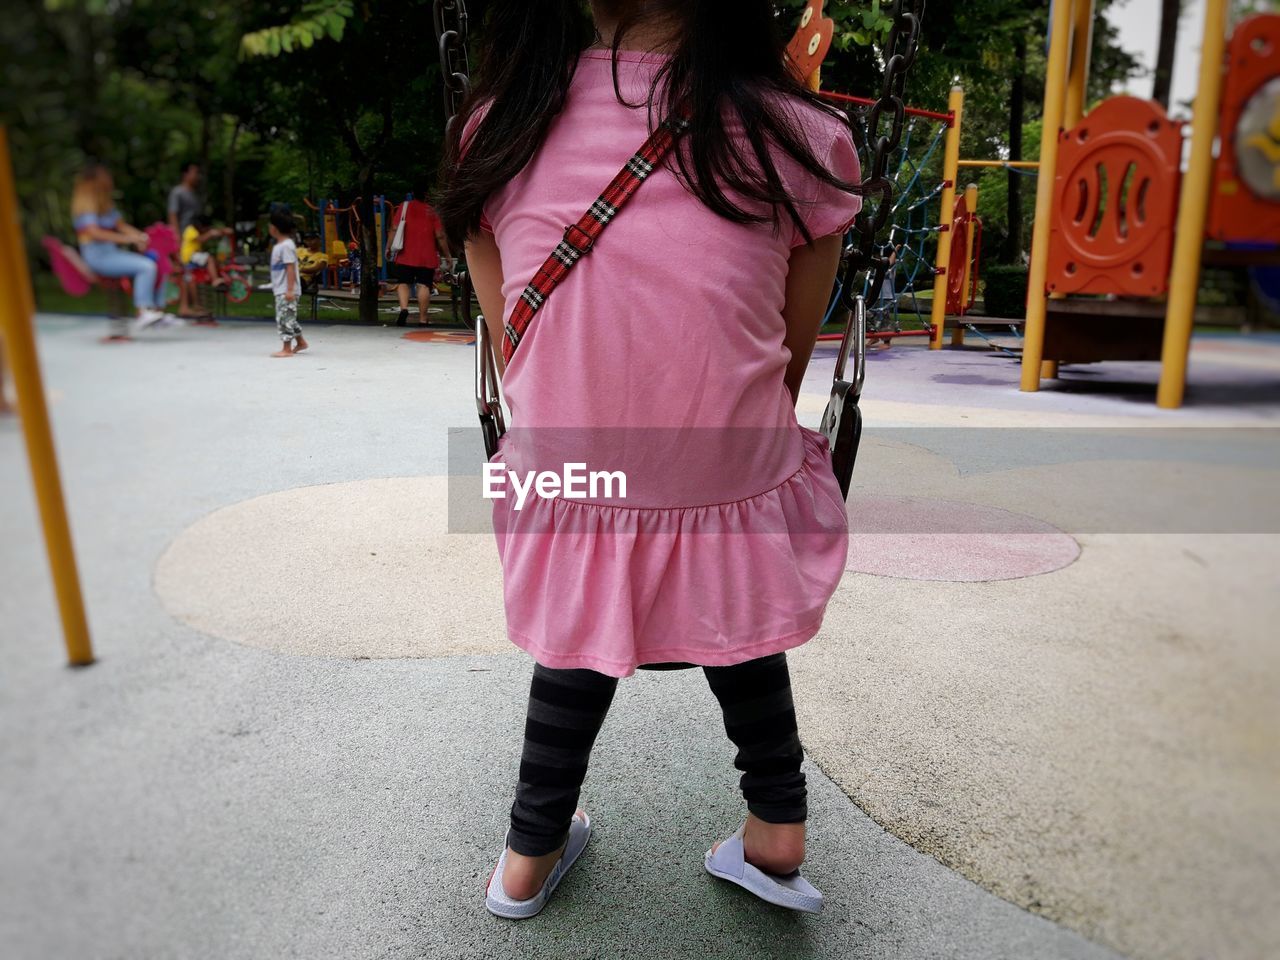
left=241, top=0, right=445, bottom=322
left=776, top=0, right=1141, bottom=262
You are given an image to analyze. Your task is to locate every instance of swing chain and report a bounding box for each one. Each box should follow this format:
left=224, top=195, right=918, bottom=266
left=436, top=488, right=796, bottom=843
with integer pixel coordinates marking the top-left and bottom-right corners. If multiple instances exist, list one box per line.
left=841, top=0, right=926, bottom=310
left=433, top=0, right=471, bottom=134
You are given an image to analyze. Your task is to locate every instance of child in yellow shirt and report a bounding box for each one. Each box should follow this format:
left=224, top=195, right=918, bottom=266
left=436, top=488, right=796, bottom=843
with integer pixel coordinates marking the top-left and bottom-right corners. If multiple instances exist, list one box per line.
left=178, top=215, right=232, bottom=316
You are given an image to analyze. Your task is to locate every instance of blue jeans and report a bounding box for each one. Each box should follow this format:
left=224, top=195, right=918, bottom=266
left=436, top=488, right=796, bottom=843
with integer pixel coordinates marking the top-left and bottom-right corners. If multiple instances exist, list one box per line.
left=79, top=243, right=159, bottom=310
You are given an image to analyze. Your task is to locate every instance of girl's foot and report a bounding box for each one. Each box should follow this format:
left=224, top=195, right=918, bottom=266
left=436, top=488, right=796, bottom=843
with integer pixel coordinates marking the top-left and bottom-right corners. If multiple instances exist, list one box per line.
left=500, top=844, right=567, bottom=902
left=271, top=343, right=295, bottom=358
left=712, top=813, right=805, bottom=876
left=499, top=810, right=584, bottom=901
left=486, top=810, right=592, bottom=919
left=133, top=308, right=166, bottom=332
left=396, top=308, right=409, bottom=326
left=293, top=335, right=308, bottom=353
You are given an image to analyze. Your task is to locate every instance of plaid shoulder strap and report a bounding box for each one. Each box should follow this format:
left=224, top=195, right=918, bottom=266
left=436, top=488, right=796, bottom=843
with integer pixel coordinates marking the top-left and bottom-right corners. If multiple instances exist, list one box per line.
left=501, top=116, right=689, bottom=364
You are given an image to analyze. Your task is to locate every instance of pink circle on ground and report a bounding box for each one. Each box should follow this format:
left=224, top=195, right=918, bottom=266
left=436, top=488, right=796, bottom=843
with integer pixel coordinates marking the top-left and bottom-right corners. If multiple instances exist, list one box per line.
left=846, top=496, right=1081, bottom=582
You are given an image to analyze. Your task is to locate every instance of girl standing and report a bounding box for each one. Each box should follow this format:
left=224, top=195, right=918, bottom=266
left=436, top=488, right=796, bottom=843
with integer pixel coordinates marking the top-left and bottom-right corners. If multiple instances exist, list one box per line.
left=440, top=0, right=859, bottom=918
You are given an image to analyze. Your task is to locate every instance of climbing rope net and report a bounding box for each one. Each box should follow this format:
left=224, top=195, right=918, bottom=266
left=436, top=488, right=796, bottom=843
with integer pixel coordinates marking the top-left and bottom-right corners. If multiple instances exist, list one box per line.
left=819, top=104, right=950, bottom=338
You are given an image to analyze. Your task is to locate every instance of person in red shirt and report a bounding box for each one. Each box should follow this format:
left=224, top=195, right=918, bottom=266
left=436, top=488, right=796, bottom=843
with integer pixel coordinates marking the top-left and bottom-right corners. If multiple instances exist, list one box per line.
left=385, top=182, right=453, bottom=326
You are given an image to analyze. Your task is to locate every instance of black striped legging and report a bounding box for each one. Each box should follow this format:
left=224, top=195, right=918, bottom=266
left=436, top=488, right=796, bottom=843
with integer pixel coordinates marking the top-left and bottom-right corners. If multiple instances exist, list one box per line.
left=508, top=653, right=807, bottom=857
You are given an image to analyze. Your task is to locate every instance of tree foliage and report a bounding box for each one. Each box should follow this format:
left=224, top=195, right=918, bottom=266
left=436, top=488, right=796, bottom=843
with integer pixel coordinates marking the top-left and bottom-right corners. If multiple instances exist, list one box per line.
left=2, top=0, right=1151, bottom=287
left=778, top=0, right=1142, bottom=260
left=240, top=0, right=353, bottom=58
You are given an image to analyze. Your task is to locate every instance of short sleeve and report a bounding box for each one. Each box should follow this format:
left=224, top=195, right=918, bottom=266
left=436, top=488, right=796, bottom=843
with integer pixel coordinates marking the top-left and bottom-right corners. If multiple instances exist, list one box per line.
left=282, top=242, right=298, bottom=265
left=167, top=187, right=180, bottom=215
left=790, top=120, right=862, bottom=248
left=72, top=212, right=97, bottom=232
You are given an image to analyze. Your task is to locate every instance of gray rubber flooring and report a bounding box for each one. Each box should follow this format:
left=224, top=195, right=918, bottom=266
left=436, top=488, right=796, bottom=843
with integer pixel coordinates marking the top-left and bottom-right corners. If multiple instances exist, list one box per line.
left=0, top=317, right=1120, bottom=959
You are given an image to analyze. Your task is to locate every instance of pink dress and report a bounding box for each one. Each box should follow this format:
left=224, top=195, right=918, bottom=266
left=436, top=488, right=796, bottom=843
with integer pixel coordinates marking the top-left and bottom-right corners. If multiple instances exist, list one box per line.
left=482, top=50, right=860, bottom=678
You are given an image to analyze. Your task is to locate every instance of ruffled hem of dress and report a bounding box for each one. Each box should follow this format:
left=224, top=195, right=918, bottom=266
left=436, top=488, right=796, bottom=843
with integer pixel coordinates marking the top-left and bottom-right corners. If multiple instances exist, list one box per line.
left=493, top=427, right=849, bottom=676
left=507, top=615, right=827, bottom=680
left=492, top=426, right=845, bottom=523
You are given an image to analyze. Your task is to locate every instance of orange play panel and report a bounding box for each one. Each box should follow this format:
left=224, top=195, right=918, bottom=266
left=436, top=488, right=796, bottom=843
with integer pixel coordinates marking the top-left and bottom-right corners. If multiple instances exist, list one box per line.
left=1047, top=97, right=1182, bottom=298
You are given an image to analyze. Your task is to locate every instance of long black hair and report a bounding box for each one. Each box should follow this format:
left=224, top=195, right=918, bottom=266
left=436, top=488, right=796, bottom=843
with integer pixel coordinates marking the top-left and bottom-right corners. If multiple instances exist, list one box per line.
left=438, top=0, right=859, bottom=247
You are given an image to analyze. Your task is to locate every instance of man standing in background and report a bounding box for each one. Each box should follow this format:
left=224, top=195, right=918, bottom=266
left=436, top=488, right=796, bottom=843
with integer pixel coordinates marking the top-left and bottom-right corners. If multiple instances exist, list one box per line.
left=168, top=162, right=204, bottom=318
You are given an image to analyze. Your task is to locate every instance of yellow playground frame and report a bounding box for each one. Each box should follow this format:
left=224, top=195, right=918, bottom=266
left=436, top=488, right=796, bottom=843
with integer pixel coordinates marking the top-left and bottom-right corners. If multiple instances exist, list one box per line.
left=1020, top=0, right=1232, bottom=409
left=0, top=127, right=93, bottom=665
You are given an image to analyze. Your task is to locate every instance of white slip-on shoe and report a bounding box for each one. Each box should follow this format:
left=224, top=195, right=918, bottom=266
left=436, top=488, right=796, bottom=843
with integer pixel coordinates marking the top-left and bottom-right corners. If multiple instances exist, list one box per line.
left=705, top=824, right=823, bottom=914
left=485, top=809, right=591, bottom=920
left=131, top=308, right=165, bottom=332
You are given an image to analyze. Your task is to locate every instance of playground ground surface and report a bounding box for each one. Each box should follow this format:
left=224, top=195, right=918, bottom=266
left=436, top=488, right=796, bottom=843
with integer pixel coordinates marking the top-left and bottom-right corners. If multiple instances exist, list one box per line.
left=1, top=313, right=1277, bottom=960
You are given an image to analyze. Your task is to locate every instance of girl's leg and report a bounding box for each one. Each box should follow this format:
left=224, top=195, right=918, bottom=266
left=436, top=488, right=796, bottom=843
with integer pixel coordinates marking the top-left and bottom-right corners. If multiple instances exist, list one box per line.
left=133, top=257, right=158, bottom=310
left=509, top=663, right=618, bottom=857
left=81, top=246, right=158, bottom=312
left=501, top=663, right=616, bottom=901
left=703, top=652, right=808, bottom=873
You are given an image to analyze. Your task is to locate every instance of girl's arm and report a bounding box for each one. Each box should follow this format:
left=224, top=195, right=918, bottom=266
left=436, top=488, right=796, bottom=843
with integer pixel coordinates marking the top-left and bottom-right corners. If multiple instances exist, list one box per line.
left=114, top=218, right=149, bottom=246
left=781, top=234, right=844, bottom=406
left=78, top=222, right=147, bottom=246
left=465, top=230, right=507, bottom=375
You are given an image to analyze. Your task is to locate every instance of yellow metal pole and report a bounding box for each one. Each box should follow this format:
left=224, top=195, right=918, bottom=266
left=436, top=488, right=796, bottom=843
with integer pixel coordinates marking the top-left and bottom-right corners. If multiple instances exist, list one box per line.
left=930, top=86, right=964, bottom=349
left=0, top=127, right=94, bottom=666
left=1063, top=0, right=1095, bottom=130
left=1041, top=0, right=1097, bottom=380
left=1019, top=0, right=1075, bottom=392
left=1157, top=0, right=1229, bottom=409
left=951, top=182, right=979, bottom=347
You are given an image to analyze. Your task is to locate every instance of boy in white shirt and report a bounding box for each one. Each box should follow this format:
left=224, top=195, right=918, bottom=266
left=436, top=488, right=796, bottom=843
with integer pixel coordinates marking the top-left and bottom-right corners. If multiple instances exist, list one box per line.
left=268, top=212, right=308, bottom=358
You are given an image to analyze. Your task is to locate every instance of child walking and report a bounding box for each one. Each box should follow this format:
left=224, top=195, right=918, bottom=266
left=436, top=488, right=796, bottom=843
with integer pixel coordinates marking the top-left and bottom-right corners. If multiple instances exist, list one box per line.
left=267, top=212, right=308, bottom=358
left=440, top=0, right=859, bottom=920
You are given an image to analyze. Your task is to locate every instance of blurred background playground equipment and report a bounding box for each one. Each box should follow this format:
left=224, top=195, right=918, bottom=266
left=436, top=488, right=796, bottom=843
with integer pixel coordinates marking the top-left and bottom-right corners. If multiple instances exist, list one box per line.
left=813, top=84, right=1038, bottom=353
left=299, top=194, right=475, bottom=325
left=814, top=90, right=951, bottom=346
left=1021, top=3, right=1280, bottom=408
left=43, top=220, right=254, bottom=322
left=182, top=227, right=253, bottom=317
left=790, top=2, right=1036, bottom=352
left=304, top=196, right=390, bottom=289
left=795, top=0, right=1280, bottom=405
left=41, top=222, right=181, bottom=327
